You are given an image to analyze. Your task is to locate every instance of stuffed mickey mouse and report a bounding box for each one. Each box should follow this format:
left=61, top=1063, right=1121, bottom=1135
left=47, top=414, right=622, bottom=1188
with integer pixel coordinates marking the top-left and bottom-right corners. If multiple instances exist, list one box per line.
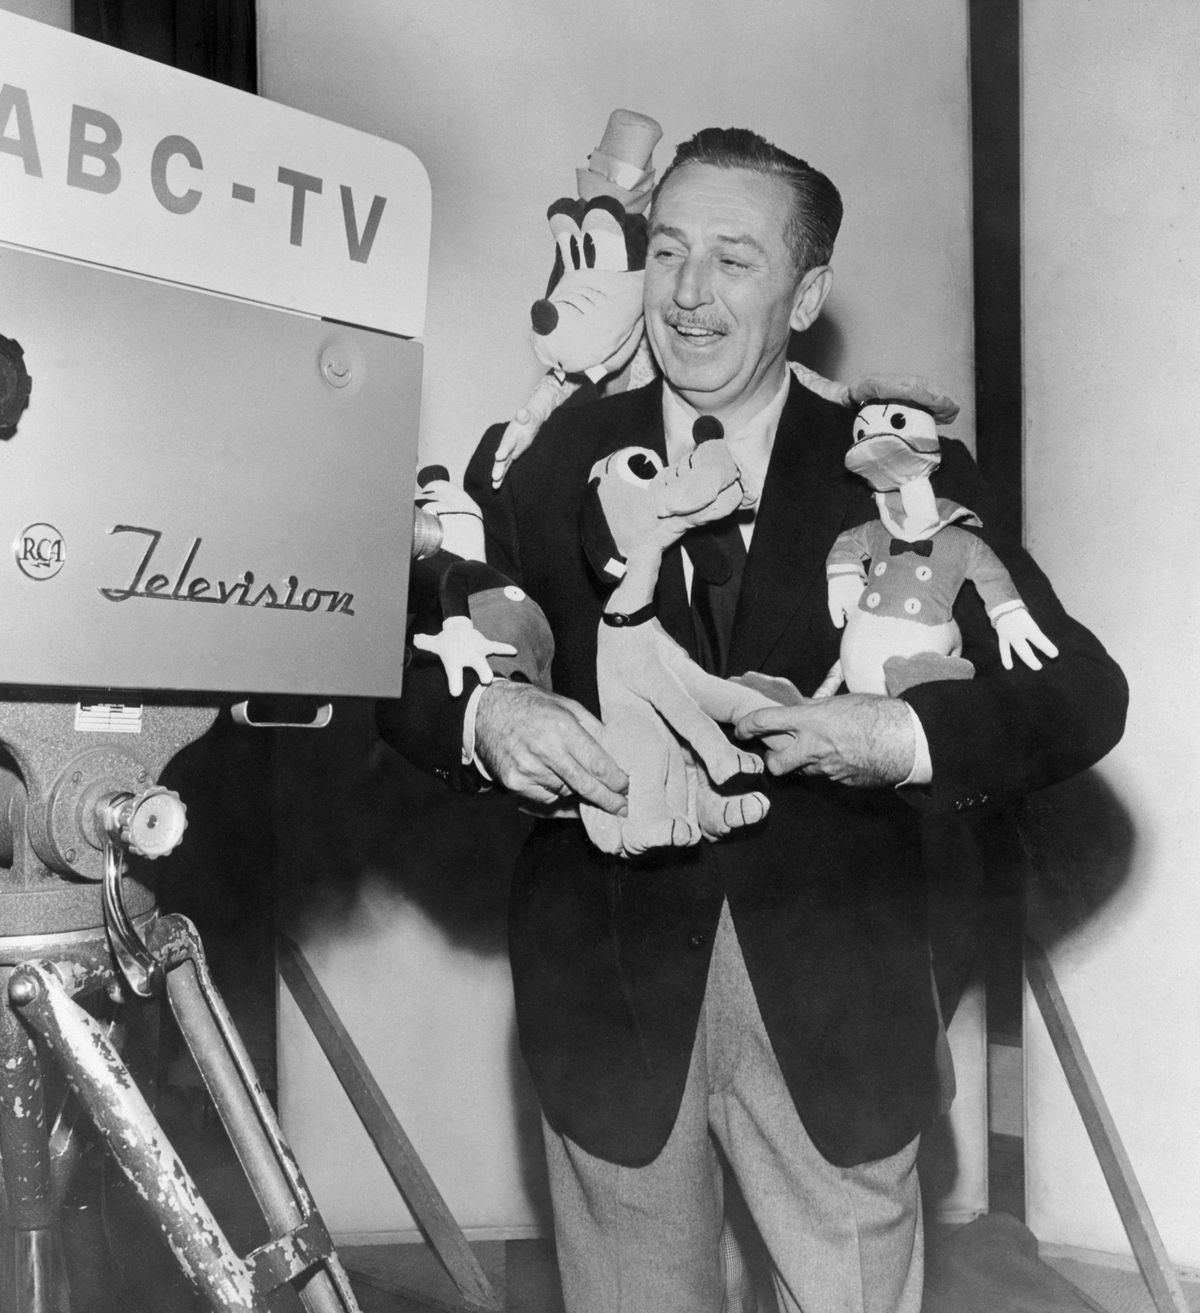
left=407, top=466, right=553, bottom=696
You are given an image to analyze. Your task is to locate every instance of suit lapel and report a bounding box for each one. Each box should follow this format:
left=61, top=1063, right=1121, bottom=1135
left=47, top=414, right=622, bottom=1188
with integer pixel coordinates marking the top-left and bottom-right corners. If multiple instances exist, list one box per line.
left=727, top=378, right=855, bottom=674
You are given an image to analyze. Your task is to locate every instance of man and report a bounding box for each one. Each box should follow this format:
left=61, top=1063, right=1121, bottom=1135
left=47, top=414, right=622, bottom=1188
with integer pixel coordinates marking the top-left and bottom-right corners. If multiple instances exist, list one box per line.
left=380, top=128, right=1126, bottom=1312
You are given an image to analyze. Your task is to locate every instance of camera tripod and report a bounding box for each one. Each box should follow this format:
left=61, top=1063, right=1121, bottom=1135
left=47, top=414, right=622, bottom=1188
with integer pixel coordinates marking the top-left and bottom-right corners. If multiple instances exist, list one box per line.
left=0, top=695, right=362, bottom=1313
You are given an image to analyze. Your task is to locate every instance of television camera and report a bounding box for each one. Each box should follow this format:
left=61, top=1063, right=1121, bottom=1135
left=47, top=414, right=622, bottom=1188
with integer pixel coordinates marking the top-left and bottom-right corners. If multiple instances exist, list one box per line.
left=0, top=13, right=433, bottom=1311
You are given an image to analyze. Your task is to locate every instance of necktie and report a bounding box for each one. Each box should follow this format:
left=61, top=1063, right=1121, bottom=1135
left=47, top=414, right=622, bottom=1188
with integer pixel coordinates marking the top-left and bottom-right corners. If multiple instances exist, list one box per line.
left=683, top=417, right=746, bottom=675
left=889, top=537, right=934, bottom=557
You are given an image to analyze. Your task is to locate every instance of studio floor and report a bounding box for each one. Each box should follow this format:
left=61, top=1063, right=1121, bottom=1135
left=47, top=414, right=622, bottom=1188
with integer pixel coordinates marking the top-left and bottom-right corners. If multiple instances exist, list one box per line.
left=45, top=797, right=1187, bottom=1313
left=53, top=1091, right=1200, bottom=1313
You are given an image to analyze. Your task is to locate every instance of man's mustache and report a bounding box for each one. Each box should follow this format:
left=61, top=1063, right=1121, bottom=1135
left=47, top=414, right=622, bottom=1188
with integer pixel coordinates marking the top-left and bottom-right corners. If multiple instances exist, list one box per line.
left=662, top=312, right=729, bottom=334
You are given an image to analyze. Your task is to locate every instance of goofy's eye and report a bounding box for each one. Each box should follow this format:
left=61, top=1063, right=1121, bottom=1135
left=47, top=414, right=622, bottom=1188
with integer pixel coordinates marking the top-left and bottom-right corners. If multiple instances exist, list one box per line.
left=548, top=209, right=585, bottom=272
left=580, top=206, right=630, bottom=272
left=890, top=411, right=907, bottom=430
left=627, top=453, right=659, bottom=480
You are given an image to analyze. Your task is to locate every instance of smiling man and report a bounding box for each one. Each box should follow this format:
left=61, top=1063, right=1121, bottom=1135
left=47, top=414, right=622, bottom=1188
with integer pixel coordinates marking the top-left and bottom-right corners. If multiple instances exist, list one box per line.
left=643, top=149, right=833, bottom=432
left=378, top=127, right=1127, bottom=1313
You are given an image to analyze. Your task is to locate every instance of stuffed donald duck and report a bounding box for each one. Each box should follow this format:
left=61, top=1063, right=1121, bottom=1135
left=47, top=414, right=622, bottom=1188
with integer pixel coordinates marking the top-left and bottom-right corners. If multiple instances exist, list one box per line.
left=825, top=376, right=1059, bottom=696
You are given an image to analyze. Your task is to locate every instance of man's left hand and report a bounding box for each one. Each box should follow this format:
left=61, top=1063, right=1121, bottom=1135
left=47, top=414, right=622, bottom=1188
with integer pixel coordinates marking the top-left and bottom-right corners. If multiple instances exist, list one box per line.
left=734, top=694, right=915, bottom=788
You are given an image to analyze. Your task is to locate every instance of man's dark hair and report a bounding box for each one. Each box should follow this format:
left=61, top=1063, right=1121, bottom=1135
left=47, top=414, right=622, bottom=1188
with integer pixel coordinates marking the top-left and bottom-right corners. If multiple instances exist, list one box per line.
left=653, top=127, right=843, bottom=275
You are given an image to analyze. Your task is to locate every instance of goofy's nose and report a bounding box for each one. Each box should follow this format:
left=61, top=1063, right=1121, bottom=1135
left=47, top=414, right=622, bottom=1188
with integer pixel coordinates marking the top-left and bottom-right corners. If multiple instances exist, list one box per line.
left=530, top=299, right=559, bottom=336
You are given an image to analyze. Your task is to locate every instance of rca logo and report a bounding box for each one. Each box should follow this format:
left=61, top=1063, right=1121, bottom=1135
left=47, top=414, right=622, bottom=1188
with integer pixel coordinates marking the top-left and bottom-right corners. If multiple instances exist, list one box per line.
left=15, top=523, right=65, bottom=580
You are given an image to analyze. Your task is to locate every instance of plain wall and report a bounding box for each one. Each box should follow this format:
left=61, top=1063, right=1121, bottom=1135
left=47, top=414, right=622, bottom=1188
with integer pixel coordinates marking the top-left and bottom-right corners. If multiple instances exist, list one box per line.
left=0, top=0, right=69, bottom=28
left=1022, top=0, right=1200, bottom=1270
left=261, top=0, right=983, bottom=1239
left=259, top=0, right=977, bottom=475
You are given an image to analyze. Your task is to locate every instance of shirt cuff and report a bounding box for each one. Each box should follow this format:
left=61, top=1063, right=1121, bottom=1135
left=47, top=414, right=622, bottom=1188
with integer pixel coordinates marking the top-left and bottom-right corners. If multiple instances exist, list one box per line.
left=901, top=702, right=932, bottom=786
left=461, top=682, right=494, bottom=779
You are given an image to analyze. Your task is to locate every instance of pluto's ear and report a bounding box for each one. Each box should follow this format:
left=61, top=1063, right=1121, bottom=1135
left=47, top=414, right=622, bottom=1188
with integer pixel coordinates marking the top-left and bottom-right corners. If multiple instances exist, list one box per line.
left=580, top=476, right=626, bottom=584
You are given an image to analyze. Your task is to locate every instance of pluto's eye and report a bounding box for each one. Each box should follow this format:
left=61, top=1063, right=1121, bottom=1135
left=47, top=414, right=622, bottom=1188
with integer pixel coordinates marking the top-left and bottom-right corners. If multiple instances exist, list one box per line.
left=615, top=449, right=662, bottom=484
left=890, top=411, right=907, bottom=430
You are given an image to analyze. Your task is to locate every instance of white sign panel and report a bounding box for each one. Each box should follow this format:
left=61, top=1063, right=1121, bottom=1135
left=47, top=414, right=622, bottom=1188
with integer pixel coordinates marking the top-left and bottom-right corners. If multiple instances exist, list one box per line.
left=0, top=11, right=430, bottom=336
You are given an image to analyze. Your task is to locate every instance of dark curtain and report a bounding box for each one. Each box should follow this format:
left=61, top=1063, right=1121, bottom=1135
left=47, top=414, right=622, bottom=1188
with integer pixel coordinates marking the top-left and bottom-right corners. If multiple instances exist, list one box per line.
left=969, top=0, right=1022, bottom=541
left=73, top=0, right=257, bottom=94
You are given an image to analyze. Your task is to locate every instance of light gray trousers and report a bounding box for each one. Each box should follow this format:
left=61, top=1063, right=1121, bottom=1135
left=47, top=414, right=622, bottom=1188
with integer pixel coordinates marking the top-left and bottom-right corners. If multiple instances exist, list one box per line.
left=542, top=902, right=924, bottom=1313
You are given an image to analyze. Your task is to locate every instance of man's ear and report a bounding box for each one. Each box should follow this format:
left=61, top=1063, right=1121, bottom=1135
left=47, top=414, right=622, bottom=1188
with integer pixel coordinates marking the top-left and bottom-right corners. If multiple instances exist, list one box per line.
left=789, top=265, right=833, bottom=333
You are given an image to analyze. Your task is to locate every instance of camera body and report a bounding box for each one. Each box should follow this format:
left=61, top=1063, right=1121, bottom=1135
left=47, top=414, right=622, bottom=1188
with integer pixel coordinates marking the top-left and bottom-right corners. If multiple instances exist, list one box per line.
left=0, top=248, right=421, bottom=698
left=0, top=9, right=430, bottom=700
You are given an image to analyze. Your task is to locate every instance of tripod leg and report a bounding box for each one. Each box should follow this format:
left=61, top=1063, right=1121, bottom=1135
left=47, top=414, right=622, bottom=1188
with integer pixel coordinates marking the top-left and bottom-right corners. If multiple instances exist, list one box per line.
left=8, top=963, right=260, bottom=1313
left=152, top=915, right=360, bottom=1313
left=0, top=995, right=69, bottom=1313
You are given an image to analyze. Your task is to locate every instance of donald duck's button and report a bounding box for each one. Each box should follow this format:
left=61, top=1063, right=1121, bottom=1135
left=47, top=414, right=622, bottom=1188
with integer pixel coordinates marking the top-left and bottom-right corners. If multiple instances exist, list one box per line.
left=904, top=597, right=922, bottom=615
left=915, top=565, right=933, bottom=582
left=865, top=592, right=881, bottom=609
left=873, top=561, right=888, bottom=577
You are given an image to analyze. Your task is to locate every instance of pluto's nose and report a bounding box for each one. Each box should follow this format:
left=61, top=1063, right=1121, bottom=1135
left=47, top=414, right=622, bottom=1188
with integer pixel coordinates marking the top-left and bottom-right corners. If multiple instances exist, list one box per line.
left=530, top=299, right=559, bottom=336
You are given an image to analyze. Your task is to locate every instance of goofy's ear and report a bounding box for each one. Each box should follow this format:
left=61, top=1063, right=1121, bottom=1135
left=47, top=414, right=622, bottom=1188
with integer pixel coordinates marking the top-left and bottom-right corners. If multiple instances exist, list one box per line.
left=623, top=213, right=648, bottom=272
left=580, top=476, right=627, bottom=584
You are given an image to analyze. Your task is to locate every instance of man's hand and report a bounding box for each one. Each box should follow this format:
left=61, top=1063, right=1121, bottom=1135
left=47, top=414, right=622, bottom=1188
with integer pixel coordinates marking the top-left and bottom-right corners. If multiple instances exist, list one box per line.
left=734, top=694, right=915, bottom=788
left=475, top=680, right=629, bottom=814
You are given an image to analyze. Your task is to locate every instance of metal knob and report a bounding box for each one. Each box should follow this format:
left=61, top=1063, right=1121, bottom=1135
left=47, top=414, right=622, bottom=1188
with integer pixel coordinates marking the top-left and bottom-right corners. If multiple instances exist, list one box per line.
left=103, top=787, right=188, bottom=859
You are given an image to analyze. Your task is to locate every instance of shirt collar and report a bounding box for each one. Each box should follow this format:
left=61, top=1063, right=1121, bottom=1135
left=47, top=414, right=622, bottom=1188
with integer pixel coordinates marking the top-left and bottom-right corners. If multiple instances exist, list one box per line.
left=661, top=369, right=791, bottom=503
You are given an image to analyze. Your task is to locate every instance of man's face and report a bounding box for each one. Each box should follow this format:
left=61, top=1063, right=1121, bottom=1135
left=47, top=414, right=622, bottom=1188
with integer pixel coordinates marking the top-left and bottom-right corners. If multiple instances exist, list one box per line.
left=644, top=163, right=825, bottom=417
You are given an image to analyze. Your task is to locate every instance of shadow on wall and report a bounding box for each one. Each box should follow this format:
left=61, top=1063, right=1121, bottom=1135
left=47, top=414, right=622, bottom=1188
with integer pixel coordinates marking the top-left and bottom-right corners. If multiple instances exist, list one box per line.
left=921, top=766, right=1135, bottom=1030
left=1016, top=768, right=1136, bottom=952
left=268, top=698, right=531, bottom=955
left=151, top=694, right=532, bottom=1057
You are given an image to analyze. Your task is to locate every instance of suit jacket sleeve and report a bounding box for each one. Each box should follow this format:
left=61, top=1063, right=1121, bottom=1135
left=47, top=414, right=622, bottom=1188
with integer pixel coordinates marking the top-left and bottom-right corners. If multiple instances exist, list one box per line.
left=900, top=438, right=1128, bottom=814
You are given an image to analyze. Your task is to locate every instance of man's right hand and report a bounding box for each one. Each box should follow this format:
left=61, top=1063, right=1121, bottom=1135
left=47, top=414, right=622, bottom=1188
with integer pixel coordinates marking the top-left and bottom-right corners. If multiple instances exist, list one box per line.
left=475, top=680, right=629, bottom=815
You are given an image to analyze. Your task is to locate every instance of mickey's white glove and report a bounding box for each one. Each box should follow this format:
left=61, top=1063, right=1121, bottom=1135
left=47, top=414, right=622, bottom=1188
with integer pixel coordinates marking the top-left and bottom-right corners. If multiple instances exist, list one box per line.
left=993, top=606, right=1060, bottom=672
left=412, top=616, right=517, bottom=697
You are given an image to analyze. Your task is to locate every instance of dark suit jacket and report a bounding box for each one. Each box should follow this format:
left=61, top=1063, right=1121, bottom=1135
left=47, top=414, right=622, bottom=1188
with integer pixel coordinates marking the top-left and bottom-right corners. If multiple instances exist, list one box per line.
left=379, top=376, right=1127, bottom=1168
